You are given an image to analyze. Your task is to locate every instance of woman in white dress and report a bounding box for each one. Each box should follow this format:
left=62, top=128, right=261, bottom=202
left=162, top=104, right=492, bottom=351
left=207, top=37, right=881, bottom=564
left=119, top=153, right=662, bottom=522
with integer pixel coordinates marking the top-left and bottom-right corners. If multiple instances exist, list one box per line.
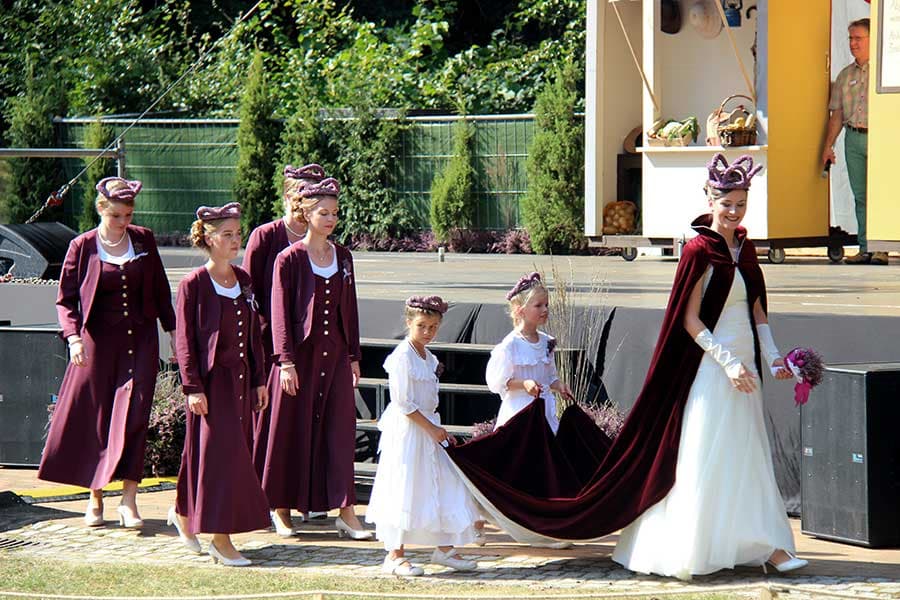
left=486, top=273, right=573, bottom=434
left=366, top=296, right=481, bottom=576
left=612, top=154, right=808, bottom=579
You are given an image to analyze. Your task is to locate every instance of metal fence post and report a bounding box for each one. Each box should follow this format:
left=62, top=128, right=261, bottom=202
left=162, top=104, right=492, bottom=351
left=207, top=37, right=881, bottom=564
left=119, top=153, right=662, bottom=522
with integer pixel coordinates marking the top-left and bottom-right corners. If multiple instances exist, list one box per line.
left=116, top=138, right=126, bottom=178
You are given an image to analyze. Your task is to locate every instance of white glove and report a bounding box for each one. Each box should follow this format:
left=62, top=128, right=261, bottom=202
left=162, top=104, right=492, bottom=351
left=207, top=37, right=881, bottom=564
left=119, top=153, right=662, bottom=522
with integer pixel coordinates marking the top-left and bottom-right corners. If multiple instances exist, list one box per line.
left=756, top=324, right=783, bottom=376
left=694, top=328, right=743, bottom=379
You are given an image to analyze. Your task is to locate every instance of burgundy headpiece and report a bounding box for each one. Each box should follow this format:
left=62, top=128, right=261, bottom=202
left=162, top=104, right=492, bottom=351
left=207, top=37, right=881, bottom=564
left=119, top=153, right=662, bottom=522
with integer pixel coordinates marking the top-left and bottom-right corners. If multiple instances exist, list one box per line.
left=506, top=272, right=543, bottom=301
left=96, top=177, right=142, bottom=202
left=706, top=153, right=763, bottom=191
left=300, top=177, right=340, bottom=199
left=195, top=202, right=241, bottom=222
left=406, top=295, right=449, bottom=315
left=284, top=163, right=326, bottom=182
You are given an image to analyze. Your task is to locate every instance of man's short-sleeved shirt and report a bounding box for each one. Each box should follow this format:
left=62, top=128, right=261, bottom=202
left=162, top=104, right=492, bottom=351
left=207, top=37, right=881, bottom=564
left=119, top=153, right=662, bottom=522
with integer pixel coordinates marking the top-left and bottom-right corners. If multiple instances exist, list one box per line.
left=829, top=61, right=869, bottom=128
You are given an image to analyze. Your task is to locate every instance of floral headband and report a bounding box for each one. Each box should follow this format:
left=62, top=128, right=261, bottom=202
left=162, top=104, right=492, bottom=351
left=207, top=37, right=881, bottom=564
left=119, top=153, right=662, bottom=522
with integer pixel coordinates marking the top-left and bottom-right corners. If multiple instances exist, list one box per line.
left=300, top=177, right=340, bottom=199
left=406, top=295, right=449, bottom=315
left=196, top=202, right=241, bottom=221
left=706, top=153, right=763, bottom=191
left=506, top=272, right=542, bottom=301
left=96, top=177, right=142, bottom=201
left=284, top=163, right=326, bottom=182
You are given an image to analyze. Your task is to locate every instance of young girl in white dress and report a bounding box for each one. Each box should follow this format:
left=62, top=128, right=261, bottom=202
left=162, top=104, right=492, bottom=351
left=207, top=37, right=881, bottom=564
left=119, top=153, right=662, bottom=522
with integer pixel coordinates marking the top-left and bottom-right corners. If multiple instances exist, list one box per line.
left=366, top=296, right=481, bottom=577
left=486, top=273, right=573, bottom=434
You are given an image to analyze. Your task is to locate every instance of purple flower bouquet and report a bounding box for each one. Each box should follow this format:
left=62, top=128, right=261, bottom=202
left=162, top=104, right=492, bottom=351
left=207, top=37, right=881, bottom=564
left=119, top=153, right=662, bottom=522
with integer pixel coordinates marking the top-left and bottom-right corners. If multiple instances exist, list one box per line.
left=784, top=347, right=825, bottom=407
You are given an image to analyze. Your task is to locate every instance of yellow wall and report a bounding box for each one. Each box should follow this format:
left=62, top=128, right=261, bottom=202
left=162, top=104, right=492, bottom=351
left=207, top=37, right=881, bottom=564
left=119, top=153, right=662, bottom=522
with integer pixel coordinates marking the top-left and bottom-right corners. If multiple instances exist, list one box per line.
left=867, top=0, right=900, bottom=243
left=766, top=0, right=831, bottom=239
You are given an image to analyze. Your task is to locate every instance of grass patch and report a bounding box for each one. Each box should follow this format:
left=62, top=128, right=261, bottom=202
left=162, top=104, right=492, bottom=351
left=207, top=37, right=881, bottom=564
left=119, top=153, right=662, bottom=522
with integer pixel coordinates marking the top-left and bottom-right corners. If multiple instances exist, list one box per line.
left=0, top=554, right=756, bottom=599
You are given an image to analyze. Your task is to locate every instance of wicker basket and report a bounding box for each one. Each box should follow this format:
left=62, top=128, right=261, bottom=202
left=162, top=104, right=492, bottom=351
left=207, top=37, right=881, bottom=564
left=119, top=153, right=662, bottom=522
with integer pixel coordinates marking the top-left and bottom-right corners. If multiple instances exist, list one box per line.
left=707, top=94, right=758, bottom=147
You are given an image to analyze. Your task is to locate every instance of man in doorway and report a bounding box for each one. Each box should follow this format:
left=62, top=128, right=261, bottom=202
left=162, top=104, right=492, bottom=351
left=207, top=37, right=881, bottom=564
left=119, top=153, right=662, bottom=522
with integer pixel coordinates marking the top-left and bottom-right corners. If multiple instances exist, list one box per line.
left=822, top=18, right=887, bottom=265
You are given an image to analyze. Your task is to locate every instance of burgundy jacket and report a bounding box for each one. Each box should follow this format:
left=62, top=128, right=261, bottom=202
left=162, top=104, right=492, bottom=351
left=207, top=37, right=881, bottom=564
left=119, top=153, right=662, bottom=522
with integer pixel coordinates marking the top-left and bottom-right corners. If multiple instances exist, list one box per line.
left=270, top=242, right=361, bottom=364
left=56, top=225, right=176, bottom=339
left=241, top=219, right=290, bottom=324
left=175, top=266, right=266, bottom=394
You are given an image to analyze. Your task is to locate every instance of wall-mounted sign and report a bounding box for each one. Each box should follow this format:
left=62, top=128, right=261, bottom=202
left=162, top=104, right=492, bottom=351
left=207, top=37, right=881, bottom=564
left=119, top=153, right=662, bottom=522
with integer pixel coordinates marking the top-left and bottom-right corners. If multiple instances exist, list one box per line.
left=877, top=0, right=900, bottom=92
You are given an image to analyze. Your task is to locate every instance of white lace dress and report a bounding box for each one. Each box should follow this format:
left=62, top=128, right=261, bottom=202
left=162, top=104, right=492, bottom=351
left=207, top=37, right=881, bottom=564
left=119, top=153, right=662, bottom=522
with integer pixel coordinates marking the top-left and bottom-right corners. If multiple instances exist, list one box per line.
left=612, top=270, right=796, bottom=579
left=365, top=340, right=480, bottom=550
left=486, top=330, right=561, bottom=434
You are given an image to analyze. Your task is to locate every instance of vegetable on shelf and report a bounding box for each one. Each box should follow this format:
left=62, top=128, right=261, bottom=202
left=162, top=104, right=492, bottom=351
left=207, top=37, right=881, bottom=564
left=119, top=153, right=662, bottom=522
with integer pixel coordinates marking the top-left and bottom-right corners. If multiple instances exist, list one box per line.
left=646, top=116, right=700, bottom=146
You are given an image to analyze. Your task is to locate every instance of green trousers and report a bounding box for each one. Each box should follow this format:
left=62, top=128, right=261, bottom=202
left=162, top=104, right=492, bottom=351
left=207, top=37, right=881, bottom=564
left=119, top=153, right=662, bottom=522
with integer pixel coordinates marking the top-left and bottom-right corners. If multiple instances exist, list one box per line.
left=844, top=128, right=868, bottom=252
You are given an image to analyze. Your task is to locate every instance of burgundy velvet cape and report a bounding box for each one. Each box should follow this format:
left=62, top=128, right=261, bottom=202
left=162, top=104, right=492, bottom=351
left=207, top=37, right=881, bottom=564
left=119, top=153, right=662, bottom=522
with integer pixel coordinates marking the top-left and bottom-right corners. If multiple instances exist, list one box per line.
left=447, top=214, right=768, bottom=540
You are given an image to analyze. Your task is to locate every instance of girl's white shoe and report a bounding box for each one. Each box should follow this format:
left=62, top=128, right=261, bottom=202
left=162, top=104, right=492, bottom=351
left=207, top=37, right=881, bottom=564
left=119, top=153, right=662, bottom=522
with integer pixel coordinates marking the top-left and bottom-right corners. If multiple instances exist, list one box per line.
left=473, top=528, right=487, bottom=546
left=208, top=541, right=251, bottom=567
left=382, top=555, right=424, bottom=576
left=335, top=516, right=374, bottom=540
left=116, top=505, right=143, bottom=529
left=763, top=552, right=808, bottom=574
left=167, top=507, right=202, bottom=554
left=270, top=510, right=296, bottom=537
left=431, top=548, right=477, bottom=571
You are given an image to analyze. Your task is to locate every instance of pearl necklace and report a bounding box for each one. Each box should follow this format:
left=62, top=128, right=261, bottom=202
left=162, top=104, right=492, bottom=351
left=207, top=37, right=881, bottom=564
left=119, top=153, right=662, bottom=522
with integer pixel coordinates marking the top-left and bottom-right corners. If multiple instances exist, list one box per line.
left=98, top=228, right=127, bottom=247
left=283, top=218, right=304, bottom=238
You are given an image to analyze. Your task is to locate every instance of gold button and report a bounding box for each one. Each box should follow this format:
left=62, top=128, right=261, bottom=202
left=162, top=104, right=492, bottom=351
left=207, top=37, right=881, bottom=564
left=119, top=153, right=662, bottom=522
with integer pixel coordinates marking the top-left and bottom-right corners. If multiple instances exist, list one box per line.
left=239, top=342, right=244, bottom=348
left=128, top=349, right=133, bottom=355
left=323, top=320, right=329, bottom=325
left=127, top=329, right=133, bottom=335
left=324, top=310, right=329, bottom=315
left=239, top=374, right=243, bottom=379
left=237, top=310, right=242, bottom=316
left=233, top=300, right=238, bottom=305
left=320, top=372, right=325, bottom=377
left=324, top=330, right=329, bottom=335
left=325, top=279, right=330, bottom=285
left=239, top=395, right=243, bottom=400
left=325, top=290, right=330, bottom=295
left=123, top=284, right=127, bottom=289
left=323, top=351, right=328, bottom=357
left=238, top=332, right=243, bottom=337
left=128, top=368, right=133, bottom=374
left=119, top=265, right=124, bottom=271
left=325, top=300, right=330, bottom=305
left=238, top=321, right=243, bottom=326
left=121, top=275, right=126, bottom=281
left=122, top=292, right=127, bottom=298
left=124, top=311, right=129, bottom=316
left=239, top=352, right=244, bottom=358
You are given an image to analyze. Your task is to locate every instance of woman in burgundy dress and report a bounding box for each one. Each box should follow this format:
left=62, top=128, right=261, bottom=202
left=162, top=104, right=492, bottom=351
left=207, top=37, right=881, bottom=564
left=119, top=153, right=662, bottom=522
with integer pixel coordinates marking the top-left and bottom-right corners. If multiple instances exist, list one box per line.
left=170, top=202, right=270, bottom=566
left=263, top=177, right=373, bottom=540
left=39, top=177, right=176, bottom=529
left=242, top=164, right=323, bottom=499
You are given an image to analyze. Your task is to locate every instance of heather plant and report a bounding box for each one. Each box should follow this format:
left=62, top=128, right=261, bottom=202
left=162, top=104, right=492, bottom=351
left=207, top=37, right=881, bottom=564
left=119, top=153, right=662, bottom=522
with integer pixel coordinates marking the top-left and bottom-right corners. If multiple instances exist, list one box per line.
left=144, top=369, right=186, bottom=477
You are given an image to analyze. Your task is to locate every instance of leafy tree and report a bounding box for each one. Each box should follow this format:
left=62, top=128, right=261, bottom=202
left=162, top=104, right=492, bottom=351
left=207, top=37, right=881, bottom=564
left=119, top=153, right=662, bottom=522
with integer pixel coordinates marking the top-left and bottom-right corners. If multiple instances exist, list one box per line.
left=521, top=59, right=585, bottom=254
left=0, top=60, right=66, bottom=224
left=233, top=51, right=280, bottom=234
left=79, top=120, right=116, bottom=232
left=430, top=116, right=475, bottom=242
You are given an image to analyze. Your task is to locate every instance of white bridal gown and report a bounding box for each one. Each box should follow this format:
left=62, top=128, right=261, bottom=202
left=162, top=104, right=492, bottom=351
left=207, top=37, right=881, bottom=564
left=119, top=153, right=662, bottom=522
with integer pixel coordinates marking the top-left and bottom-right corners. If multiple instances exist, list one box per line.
left=612, top=269, right=795, bottom=580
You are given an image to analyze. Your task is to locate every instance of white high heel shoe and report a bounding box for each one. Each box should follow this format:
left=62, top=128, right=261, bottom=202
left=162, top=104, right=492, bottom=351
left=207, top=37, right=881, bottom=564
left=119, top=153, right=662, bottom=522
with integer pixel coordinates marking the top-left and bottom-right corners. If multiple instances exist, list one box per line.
left=270, top=510, right=296, bottom=537
left=335, top=516, right=374, bottom=540
left=763, top=551, right=808, bottom=574
left=116, top=505, right=143, bottom=529
left=167, top=507, right=202, bottom=554
left=208, top=541, right=251, bottom=567
left=84, top=505, right=104, bottom=527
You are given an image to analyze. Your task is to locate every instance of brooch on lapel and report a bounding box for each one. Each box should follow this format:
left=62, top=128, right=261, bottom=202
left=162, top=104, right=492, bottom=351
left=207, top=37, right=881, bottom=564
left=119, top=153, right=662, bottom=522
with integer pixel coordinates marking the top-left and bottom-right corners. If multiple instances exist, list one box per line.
left=547, top=337, right=557, bottom=357
left=241, top=284, right=259, bottom=311
left=342, top=258, right=353, bottom=282
left=129, top=241, right=148, bottom=262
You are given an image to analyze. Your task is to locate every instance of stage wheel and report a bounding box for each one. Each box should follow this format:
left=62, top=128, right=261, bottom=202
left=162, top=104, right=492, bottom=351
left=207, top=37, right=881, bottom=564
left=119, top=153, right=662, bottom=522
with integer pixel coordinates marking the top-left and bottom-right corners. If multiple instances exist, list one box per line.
left=767, top=248, right=785, bottom=264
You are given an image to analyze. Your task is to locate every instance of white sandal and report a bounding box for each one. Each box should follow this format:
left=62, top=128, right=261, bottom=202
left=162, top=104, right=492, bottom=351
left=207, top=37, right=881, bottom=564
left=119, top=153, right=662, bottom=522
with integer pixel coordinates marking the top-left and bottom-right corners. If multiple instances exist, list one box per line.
left=382, top=555, right=424, bottom=576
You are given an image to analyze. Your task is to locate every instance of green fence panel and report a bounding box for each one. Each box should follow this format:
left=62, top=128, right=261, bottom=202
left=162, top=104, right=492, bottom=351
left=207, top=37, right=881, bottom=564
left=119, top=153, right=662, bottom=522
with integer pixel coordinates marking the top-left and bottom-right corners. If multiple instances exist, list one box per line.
left=56, top=116, right=534, bottom=234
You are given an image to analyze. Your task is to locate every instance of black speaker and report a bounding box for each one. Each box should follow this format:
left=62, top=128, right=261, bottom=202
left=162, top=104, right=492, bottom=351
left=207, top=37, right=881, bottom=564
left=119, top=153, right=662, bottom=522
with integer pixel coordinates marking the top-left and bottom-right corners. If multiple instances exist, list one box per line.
left=0, top=222, right=77, bottom=279
left=0, top=326, right=66, bottom=466
left=800, top=362, right=900, bottom=547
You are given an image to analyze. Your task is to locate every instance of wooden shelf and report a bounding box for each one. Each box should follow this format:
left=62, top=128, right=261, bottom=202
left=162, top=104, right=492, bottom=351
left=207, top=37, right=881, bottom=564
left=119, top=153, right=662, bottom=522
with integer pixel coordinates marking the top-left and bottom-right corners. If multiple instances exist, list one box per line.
left=637, top=145, right=768, bottom=154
